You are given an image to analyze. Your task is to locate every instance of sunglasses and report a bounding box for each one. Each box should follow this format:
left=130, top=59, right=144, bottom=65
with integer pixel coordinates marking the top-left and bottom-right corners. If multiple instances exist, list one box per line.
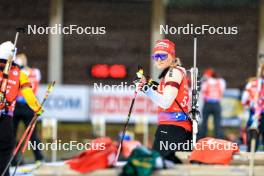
left=152, top=53, right=168, bottom=61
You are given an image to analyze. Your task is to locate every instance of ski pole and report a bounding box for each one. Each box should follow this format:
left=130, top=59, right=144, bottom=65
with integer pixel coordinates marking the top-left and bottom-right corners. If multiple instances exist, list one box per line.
left=114, top=67, right=144, bottom=163
left=12, top=81, right=55, bottom=176
left=12, top=121, right=37, bottom=176
left=13, top=82, right=56, bottom=173
left=12, top=118, right=38, bottom=176
left=1, top=81, right=55, bottom=176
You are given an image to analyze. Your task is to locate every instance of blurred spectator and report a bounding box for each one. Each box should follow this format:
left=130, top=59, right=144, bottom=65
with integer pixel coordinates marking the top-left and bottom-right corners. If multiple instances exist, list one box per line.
left=199, top=68, right=226, bottom=139
left=241, top=64, right=264, bottom=151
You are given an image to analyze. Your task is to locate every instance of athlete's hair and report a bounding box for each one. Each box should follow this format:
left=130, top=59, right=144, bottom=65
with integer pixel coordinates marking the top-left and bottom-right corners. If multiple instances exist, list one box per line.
left=203, top=68, right=217, bottom=78
left=176, top=57, right=182, bottom=66
left=170, top=56, right=181, bottom=68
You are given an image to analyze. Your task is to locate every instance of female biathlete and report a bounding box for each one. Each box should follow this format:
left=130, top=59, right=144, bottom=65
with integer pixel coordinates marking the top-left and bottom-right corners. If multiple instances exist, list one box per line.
left=136, top=39, right=192, bottom=162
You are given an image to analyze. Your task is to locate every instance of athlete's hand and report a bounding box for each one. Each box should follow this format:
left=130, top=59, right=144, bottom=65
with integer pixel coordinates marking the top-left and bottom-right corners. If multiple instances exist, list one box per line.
left=135, top=81, right=144, bottom=92
left=36, top=107, right=44, bottom=116
left=134, top=76, right=146, bottom=92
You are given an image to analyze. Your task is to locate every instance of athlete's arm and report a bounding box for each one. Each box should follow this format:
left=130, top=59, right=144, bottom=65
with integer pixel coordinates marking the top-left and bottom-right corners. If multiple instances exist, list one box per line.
left=145, top=68, right=183, bottom=109
left=19, top=71, right=41, bottom=112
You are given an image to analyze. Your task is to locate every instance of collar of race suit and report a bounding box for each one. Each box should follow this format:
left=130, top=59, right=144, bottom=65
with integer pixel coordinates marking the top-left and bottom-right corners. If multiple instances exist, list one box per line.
left=158, top=66, right=183, bottom=79
left=158, top=67, right=170, bottom=79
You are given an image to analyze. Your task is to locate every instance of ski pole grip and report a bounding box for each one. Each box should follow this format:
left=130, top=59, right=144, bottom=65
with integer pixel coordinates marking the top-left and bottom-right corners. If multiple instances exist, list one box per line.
left=16, top=26, right=26, bottom=33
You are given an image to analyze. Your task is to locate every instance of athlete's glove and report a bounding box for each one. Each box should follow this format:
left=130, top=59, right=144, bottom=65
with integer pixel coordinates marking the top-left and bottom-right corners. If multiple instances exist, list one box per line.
left=134, top=77, right=146, bottom=92
left=146, top=79, right=159, bottom=91
left=36, top=107, right=44, bottom=116
left=134, top=77, right=159, bottom=93
left=133, top=66, right=159, bottom=93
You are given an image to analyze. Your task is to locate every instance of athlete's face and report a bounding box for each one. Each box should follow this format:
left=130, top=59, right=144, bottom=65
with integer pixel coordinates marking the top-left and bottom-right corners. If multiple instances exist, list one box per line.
left=153, top=50, right=174, bottom=69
